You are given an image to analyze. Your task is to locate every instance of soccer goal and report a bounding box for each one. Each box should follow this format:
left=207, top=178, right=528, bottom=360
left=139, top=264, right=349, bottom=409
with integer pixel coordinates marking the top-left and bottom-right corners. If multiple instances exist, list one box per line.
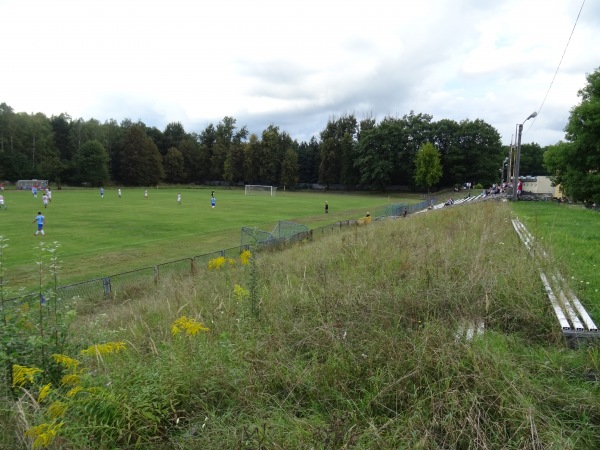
left=244, top=185, right=277, bottom=196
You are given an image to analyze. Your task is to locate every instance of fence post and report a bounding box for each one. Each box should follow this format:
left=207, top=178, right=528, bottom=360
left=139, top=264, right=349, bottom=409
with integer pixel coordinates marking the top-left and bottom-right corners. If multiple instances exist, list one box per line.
left=153, top=266, right=159, bottom=285
left=103, top=277, right=111, bottom=299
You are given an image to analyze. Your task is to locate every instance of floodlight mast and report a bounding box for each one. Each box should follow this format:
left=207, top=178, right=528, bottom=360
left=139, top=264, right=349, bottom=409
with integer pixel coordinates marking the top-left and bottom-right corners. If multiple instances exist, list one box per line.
left=512, top=111, right=538, bottom=201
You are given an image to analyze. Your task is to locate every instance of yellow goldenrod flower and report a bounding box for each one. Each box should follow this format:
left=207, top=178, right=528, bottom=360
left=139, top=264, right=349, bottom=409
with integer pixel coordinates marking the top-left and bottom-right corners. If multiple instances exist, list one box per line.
left=66, top=386, right=83, bottom=398
left=25, top=421, right=63, bottom=449
left=12, top=365, right=42, bottom=387
left=52, top=354, right=80, bottom=370
left=80, top=342, right=126, bottom=356
left=38, top=383, right=52, bottom=402
left=227, top=257, right=236, bottom=267
left=234, top=284, right=250, bottom=301
left=47, top=402, right=67, bottom=419
left=60, top=374, right=81, bottom=386
left=171, top=316, right=209, bottom=337
left=208, top=256, right=226, bottom=270
left=240, top=249, right=252, bottom=265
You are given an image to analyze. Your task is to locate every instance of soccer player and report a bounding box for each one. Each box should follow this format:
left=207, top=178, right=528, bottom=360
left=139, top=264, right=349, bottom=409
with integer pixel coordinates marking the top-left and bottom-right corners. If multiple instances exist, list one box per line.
left=118, top=188, right=122, bottom=198
left=144, top=189, right=148, bottom=199
left=100, top=187, right=104, bottom=198
left=211, top=196, right=216, bottom=208
left=42, top=194, right=48, bottom=208
left=32, top=186, right=37, bottom=198
left=177, top=193, right=181, bottom=205
left=0, top=194, right=5, bottom=210
left=47, top=189, right=52, bottom=202
left=325, top=201, right=328, bottom=214
left=33, top=211, right=45, bottom=236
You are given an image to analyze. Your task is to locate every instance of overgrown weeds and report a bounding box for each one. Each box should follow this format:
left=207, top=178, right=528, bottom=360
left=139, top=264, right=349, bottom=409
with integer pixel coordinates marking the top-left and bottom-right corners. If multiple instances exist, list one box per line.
left=1, top=203, right=599, bottom=449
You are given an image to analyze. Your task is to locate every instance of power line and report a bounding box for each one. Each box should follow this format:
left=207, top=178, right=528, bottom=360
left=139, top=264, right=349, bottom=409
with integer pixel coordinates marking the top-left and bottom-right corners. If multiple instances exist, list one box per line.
left=526, top=0, right=586, bottom=133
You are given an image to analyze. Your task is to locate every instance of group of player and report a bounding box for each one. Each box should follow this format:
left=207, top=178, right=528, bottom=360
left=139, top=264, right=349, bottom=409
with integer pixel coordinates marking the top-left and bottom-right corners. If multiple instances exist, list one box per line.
left=0, top=185, right=47, bottom=236
left=175, top=189, right=216, bottom=208
left=99, top=187, right=217, bottom=208
left=101, top=187, right=218, bottom=208
left=0, top=185, right=52, bottom=213
left=25, top=186, right=219, bottom=237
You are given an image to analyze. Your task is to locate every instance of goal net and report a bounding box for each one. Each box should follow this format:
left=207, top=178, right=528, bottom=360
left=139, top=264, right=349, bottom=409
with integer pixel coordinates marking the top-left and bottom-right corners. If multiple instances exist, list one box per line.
left=245, top=185, right=277, bottom=196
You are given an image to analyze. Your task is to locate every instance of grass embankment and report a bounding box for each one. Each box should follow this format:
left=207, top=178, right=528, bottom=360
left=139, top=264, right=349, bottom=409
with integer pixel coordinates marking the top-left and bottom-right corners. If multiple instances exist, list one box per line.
left=512, top=201, right=600, bottom=319
left=1, top=201, right=599, bottom=449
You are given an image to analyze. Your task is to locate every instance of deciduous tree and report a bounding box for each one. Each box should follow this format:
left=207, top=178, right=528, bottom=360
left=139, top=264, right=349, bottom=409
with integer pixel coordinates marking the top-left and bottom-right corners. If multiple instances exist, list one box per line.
left=75, top=140, right=109, bottom=186
left=414, top=142, right=443, bottom=193
left=280, top=148, right=299, bottom=188
left=547, top=67, right=600, bottom=204
left=163, top=147, right=187, bottom=183
left=121, top=124, right=164, bottom=186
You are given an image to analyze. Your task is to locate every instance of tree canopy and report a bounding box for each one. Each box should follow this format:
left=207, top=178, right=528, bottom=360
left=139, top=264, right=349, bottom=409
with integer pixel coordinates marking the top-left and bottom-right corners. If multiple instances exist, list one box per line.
left=544, top=67, right=600, bottom=204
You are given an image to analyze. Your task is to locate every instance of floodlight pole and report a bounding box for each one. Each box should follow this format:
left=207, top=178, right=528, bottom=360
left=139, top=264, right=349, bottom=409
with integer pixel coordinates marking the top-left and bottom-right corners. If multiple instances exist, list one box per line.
left=512, top=112, right=538, bottom=201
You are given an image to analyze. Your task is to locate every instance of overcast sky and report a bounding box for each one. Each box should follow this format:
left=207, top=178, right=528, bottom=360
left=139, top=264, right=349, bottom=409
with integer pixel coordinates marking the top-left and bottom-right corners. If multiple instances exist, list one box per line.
left=2, top=0, right=598, bottom=147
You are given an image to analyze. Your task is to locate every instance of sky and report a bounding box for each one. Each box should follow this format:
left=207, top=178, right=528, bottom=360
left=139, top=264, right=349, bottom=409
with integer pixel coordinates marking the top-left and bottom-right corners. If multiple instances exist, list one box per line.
left=2, top=0, right=599, bottom=147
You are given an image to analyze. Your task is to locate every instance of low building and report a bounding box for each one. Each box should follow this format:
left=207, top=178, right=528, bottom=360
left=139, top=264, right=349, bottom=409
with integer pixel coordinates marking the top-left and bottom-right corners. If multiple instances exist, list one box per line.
left=521, top=176, right=563, bottom=198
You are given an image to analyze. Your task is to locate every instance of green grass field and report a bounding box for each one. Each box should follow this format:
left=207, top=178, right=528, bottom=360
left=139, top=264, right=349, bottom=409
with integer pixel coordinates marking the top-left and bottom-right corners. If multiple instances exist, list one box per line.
left=0, top=187, right=419, bottom=288
left=512, top=201, right=600, bottom=318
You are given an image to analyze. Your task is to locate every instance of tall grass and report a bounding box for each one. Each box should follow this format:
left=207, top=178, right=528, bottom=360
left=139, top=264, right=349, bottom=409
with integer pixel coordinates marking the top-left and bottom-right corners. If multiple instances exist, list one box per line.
left=1, top=201, right=599, bottom=449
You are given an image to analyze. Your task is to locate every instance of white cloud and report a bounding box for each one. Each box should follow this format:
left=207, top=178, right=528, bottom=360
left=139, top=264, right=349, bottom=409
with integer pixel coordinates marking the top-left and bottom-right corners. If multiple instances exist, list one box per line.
left=1, top=0, right=597, bottom=146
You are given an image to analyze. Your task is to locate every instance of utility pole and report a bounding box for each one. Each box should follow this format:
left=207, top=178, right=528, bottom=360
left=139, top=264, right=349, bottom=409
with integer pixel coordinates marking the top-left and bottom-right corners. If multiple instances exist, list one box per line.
left=513, top=112, right=538, bottom=201
left=507, top=134, right=514, bottom=185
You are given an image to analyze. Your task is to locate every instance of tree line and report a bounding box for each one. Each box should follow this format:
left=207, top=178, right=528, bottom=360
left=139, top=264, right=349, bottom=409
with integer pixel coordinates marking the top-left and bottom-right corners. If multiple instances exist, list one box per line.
left=0, top=102, right=549, bottom=190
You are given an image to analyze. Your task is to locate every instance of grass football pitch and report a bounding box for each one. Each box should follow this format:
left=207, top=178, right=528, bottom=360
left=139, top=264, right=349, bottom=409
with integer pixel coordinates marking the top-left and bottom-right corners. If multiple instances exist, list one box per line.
left=0, top=187, right=416, bottom=288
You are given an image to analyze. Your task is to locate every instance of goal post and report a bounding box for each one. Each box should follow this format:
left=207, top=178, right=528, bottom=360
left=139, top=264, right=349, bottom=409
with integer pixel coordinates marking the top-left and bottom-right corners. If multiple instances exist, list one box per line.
left=244, top=185, right=277, bottom=196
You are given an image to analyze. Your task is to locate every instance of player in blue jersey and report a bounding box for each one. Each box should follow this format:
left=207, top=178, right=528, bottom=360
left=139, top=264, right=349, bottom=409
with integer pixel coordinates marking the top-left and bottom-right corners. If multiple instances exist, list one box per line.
left=33, top=211, right=45, bottom=236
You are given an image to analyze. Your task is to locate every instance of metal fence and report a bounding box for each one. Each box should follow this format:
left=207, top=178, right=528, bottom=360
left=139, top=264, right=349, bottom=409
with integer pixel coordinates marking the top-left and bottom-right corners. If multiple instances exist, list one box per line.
left=6, top=201, right=432, bottom=305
